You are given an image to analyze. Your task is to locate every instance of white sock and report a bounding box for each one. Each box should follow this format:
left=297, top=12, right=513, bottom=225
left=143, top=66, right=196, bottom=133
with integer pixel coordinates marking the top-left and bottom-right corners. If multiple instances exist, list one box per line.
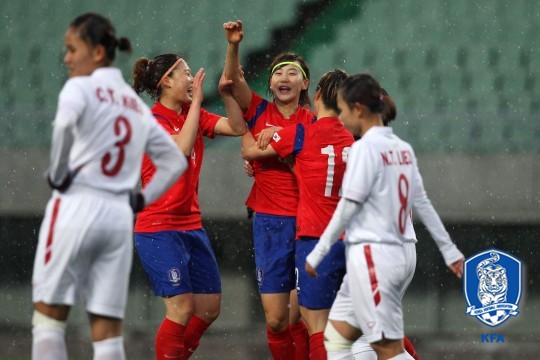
left=388, top=351, right=415, bottom=360
left=32, top=326, right=68, bottom=360
left=92, top=336, right=125, bottom=360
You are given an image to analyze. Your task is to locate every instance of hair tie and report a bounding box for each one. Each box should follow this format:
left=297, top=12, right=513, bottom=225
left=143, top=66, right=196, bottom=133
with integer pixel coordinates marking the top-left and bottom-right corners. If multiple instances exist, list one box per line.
left=271, top=61, right=307, bottom=79
left=379, top=94, right=384, bottom=101
left=155, top=58, right=183, bottom=89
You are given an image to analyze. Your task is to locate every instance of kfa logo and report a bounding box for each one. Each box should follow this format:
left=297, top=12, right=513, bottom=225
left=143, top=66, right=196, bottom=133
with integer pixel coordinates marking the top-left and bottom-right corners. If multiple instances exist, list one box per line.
left=464, top=248, right=522, bottom=327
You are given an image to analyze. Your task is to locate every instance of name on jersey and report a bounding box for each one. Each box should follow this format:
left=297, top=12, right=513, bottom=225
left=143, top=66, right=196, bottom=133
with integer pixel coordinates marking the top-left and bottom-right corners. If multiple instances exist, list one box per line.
left=381, top=150, right=412, bottom=166
left=96, top=87, right=142, bottom=114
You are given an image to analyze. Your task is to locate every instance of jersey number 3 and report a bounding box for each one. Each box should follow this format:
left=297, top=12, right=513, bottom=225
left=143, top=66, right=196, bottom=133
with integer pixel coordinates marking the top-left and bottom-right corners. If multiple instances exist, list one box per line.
left=321, top=145, right=350, bottom=197
left=101, top=116, right=132, bottom=177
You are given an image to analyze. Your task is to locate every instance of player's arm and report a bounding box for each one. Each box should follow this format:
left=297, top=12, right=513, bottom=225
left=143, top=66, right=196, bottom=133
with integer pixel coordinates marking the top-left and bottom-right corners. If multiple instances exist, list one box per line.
left=223, top=20, right=252, bottom=112
left=241, top=130, right=278, bottom=160
left=213, top=70, right=248, bottom=136
left=411, top=161, right=464, bottom=278
left=47, top=107, right=78, bottom=191
left=171, top=68, right=205, bottom=156
left=306, top=197, right=362, bottom=277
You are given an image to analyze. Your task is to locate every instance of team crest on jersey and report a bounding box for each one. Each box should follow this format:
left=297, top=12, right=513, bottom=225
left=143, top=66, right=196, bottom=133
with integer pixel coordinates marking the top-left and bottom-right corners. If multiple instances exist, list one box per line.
left=272, top=133, right=281, bottom=142
left=168, top=268, right=181, bottom=285
left=464, top=248, right=522, bottom=327
left=256, top=267, right=264, bottom=287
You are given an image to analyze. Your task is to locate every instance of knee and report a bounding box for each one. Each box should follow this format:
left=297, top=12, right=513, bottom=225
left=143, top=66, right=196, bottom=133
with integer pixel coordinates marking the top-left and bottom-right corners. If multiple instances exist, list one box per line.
left=266, top=315, right=289, bottom=333
left=196, top=303, right=220, bottom=324
left=324, top=321, right=354, bottom=353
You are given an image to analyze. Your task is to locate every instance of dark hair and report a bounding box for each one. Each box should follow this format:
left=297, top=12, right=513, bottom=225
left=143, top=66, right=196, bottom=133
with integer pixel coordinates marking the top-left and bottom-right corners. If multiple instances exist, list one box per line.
left=339, top=73, right=384, bottom=114
left=69, top=13, right=131, bottom=63
left=381, top=88, right=397, bottom=125
left=132, top=54, right=181, bottom=100
left=268, top=52, right=310, bottom=106
left=316, top=69, right=349, bottom=113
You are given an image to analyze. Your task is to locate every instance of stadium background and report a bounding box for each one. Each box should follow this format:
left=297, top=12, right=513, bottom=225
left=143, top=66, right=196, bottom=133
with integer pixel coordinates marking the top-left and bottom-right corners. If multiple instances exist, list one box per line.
left=1, top=0, right=539, bottom=358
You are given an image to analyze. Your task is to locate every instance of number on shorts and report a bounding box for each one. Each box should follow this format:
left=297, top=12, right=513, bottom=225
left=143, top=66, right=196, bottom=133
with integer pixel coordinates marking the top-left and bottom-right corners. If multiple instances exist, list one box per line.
left=321, top=145, right=351, bottom=197
left=398, top=174, right=409, bottom=234
left=101, top=116, right=132, bottom=177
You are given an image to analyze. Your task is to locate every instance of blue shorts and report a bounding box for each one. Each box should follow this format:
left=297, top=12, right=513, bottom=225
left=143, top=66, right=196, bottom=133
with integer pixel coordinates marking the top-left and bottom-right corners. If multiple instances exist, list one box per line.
left=296, top=238, right=346, bottom=309
left=134, top=229, right=221, bottom=297
left=253, top=213, right=296, bottom=293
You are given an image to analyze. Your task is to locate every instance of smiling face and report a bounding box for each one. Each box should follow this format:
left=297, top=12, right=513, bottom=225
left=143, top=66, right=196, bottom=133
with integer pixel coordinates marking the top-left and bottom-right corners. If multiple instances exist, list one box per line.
left=165, top=60, right=194, bottom=104
left=269, top=63, right=309, bottom=106
left=63, top=27, right=101, bottom=78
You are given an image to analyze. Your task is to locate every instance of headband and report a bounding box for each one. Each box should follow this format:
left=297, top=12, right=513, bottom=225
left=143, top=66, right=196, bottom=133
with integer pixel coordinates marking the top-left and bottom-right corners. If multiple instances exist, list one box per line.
left=271, top=61, right=307, bottom=79
left=155, top=58, right=183, bottom=89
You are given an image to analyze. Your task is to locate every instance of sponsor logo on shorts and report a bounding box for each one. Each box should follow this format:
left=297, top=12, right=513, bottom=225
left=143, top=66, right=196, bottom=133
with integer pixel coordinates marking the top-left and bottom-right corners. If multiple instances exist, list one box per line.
left=272, top=132, right=281, bottom=142
left=256, top=267, right=264, bottom=287
left=168, top=268, right=181, bottom=285
left=464, top=248, right=522, bottom=327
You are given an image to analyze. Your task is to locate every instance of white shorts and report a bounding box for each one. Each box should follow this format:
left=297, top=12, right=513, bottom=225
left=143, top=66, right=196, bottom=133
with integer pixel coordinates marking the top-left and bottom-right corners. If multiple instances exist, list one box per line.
left=329, top=242, right=416, bottom=344
left=32, top=187, right=133, bottom=319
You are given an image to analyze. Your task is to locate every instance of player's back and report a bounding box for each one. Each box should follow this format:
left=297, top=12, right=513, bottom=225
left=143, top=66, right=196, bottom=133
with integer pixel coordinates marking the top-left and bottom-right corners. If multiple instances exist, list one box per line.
left=62, top=67, right=156, bottom=194
left=294, top=117, right=354, bottom=238
left=344, top=126, right=417, bottom=245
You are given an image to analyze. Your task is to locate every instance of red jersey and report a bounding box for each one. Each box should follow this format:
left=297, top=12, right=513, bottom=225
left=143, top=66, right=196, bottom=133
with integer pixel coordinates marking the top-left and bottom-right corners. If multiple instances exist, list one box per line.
left=135, top=101, right=220, bottom=232
left=271, top=117, right=354, bottom=238
left=244, top=91, right=315, bottom=216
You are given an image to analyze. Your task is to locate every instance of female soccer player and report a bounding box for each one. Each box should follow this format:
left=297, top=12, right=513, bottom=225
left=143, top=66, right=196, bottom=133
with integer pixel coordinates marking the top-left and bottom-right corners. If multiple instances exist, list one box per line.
left=306, top=74, right=464, bottom=360
left=132, top=53, right=246, bottom=359
left=242, top=69, right=354, bottom=360
left=31, top=13, right=185, bottom=360
left=224, top=20, right=313, bottom=359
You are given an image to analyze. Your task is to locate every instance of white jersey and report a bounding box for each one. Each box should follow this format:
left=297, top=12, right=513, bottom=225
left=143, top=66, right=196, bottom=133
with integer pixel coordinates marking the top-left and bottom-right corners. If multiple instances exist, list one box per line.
left=48, top=67, right=184, bottom=204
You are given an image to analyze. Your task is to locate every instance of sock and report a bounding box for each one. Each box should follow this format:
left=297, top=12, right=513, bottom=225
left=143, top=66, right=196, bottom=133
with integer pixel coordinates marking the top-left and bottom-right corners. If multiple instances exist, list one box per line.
left=403, top=336, right=419, bottom=360
left=289, top=321, right=309, bottom=360
left=183, top=315, right=211, bottom=359
left=32, top=326, right=68, bottom=360
left=309, top=332, right=327, bottom=360
left=155, top=317, right=186, bottom=360
left=267, top=325, right=296, bottom=360
left=92, top=336, right=125, bottom=360
left=388, top=351, right=415, bottom=360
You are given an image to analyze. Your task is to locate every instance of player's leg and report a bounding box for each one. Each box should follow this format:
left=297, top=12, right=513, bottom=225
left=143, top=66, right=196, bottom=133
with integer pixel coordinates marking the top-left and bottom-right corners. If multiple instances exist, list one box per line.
left=83, top=198, right=134, bottom=360
left=134, top=230, right=194, bottom=359
left=296, top=238, right=347, bottom=360
left=254, top=214, right=297, bottom=360
left=347, top=243, right=416, bottom=360
left=183, top=228, right=222, bottom=358
left=32, top=303, right=70, bottom=360
left=288, top=290, right=309, bottom=360
left=31, top=195, right=87, bottom=360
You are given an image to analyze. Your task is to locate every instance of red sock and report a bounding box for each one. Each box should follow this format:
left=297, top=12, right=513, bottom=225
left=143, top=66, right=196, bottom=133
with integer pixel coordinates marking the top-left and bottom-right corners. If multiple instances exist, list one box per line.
left=183, top=316, right=211, bottom=359
left=404, top=336, right=420, bottom=360
left=309, top=332, right=327, bottom=360
left=289, top=321, right=309, bottom=360
left=155, top=317, right=186, bottom=360
left=267, top=326, right=296, bottom=360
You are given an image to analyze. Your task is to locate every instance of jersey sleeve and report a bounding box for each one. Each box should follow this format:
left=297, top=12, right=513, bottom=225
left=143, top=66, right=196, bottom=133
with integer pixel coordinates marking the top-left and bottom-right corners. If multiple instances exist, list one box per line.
left=411, top=157, right=464, bottom=266
left=199, top=108, right=221, bottom=138
left=271, top=124, right=304, bottom=159
left=152, top=113, right=174, bottom=134
left=341, top=141, right=379, bottom=203
left=244, top=91, right=268, bottom=130
left=56, top=79, right=87, bottom=127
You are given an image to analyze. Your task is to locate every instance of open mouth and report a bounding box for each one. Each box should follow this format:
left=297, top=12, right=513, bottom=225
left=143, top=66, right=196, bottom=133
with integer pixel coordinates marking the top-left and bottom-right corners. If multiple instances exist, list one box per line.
left=278, top=86, right=292, bottom=94
left=187, top=87, right=193, bottom=96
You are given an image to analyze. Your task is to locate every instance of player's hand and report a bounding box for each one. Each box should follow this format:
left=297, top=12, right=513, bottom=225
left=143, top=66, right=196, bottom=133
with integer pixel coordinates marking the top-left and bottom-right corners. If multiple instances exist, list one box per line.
left=191, top=68, right=206, bottom=105
left=256, top=126, right=282, bottom=150
left=305, top=262, right=318, bottom=278
left=223, top=20, right=244, bottom=44
left=449, top=257, right=464, bottom=279
left=129, top=192, right=145, bottom=213
left=244, top=161, right=254, bottom=177
left=46, top=166, right=81, bottom=192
